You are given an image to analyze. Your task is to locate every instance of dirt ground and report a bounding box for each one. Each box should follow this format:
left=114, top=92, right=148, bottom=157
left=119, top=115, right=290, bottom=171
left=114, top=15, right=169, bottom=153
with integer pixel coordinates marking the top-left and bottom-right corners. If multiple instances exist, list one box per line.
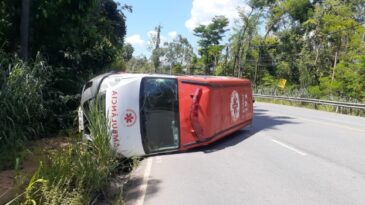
left=0, top=137, right=69, bottom=204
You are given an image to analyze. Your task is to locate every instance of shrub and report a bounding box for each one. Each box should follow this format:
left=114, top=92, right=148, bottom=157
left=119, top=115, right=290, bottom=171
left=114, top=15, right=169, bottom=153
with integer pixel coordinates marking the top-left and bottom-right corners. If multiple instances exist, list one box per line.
left=18, top=100, right=120, bottom=204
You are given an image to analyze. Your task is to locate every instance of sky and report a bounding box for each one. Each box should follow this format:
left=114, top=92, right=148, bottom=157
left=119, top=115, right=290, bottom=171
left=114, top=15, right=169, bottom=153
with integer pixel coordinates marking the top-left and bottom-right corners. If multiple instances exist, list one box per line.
left=118, top=0, right=250, bottom=57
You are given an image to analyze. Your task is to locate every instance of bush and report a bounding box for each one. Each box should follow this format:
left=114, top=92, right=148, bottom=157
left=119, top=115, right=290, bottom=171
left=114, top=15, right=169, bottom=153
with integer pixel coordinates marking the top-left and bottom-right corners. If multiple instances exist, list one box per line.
left=17, top=100, right=121, bottom=204
left=308, top=85, right=321, bottom=98
left=214, top=65, right=224, bottom=76
left=261, top=73, right=276, bottom=88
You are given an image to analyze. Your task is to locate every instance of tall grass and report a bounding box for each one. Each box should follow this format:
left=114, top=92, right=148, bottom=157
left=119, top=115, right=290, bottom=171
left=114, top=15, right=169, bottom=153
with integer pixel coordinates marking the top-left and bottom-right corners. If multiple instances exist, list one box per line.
left=0, top=57, right=48, bottom=170
left=12, top=100, right=121, bottom=204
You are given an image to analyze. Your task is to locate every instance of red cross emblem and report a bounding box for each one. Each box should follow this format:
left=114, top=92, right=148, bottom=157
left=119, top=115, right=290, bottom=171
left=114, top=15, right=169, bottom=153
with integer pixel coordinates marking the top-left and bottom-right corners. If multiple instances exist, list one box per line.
left=123, top=109, right=136, bottom=127
left=230, top=90, right=240, bottom=121
left=232, top=96, right=239, bottom=114
left=124, top=113, right=134, bottom=123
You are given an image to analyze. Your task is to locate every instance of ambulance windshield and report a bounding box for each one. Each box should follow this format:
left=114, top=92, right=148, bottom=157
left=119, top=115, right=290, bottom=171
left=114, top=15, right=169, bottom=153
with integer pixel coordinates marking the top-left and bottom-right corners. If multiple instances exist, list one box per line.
left=140, top=78, right=180, bottom=154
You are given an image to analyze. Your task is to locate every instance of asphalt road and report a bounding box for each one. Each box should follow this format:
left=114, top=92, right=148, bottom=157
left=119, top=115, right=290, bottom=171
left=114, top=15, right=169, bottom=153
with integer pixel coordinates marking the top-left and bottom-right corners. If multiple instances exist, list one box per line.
left=124, top=102, right=365, bottom=205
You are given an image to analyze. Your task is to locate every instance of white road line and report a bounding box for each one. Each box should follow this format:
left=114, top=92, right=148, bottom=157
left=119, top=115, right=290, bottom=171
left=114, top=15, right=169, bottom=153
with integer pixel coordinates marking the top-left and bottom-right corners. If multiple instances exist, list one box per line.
left=135, top=157, right=153, bottom=205
left=272, top=139, right=307, bottom=156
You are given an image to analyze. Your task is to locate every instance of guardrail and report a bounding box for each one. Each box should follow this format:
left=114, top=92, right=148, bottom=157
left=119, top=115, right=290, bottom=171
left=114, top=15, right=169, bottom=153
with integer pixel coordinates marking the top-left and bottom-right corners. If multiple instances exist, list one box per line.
left=253, top=94, right=365, bottom=112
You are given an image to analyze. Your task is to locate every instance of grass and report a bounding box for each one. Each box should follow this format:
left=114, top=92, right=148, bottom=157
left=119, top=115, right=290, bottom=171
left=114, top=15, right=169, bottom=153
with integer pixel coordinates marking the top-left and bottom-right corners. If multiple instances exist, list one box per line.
left=6, top=100, right=138, bottom=204
left=0, top=60, right=48, bottom=171
left=0, top=143, right=25, bottom=171
left=1, top=60, right=139, bottom=204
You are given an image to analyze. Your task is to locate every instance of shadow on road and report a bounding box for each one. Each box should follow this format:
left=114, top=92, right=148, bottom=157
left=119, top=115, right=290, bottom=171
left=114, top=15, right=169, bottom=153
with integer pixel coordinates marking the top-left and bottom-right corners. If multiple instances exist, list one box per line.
left=123, top=176, right=161, bottom=205
left=123, top=107, right=299, bottom=204
left=193, top=107, right=299, bottom=154
left=253, top=108, right=298, bottom=131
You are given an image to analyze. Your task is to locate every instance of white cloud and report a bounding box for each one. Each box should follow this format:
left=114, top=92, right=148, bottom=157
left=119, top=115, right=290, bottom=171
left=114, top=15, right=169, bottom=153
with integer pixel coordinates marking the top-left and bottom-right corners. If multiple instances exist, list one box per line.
left=125, top=34, right=145, bottom=47
left=185, top=0, right=250, bottom=31
left=168, top=31, right=178, bottom=39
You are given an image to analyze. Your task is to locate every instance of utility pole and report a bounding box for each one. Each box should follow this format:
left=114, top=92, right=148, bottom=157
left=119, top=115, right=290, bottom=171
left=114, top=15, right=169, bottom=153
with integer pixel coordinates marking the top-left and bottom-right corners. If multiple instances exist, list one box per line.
left=20, top=0, right=31, bottom=62
left=152, top=25, right=162, bottom=73
left=155, top=25, right=161, bottom=49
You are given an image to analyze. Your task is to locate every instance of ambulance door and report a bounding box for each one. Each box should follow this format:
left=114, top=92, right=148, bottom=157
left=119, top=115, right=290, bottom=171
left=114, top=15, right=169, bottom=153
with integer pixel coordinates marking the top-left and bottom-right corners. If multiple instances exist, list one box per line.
left=140, top=77, right=180, bottom=154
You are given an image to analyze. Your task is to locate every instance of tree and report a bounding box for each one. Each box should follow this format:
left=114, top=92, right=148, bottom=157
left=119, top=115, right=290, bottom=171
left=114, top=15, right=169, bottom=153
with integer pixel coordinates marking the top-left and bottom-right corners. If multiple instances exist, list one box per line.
left=126, top=55, right=151, bottom=73
left=163, top=34, right=194, bottom=73
left=123, top=43, right=134, bottom=62
left=1, top=0, right=131, bottom=128
left=208, top=45, right=223, bottom=69
left=230, top=6, right=262, bottom=77
left=194, top=16, right=229, bottom=74
left=0, top=0, right=22, bottom=55
left=151, top=48, right=164, bottom=73
left=20, top=0, right=30, bottom=62
left=231, top=0, right=365, bottom=102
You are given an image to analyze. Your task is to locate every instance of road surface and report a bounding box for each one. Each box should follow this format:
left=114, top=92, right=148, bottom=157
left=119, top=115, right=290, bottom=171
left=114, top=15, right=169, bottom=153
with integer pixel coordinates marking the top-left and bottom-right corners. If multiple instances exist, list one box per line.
left=124, top=102, right=365, bottom=205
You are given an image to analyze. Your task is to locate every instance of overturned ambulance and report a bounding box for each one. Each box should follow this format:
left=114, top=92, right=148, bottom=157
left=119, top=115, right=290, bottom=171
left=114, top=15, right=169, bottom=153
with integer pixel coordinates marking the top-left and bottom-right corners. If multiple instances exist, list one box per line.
left=79, top=73, right=253, bottom=157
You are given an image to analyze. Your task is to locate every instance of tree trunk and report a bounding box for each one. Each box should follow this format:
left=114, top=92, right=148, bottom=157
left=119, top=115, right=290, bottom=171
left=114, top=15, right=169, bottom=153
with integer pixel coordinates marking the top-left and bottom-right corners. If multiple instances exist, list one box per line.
left=237, top=52, right=241, bottom=77
left=232, top=10, right=253, bottom=76
left=331, top=50, right=338, bottom=84
left=205, top=49, right=210, bottom=75
left=238, top=36, right=252, bottom=78
left=20, top=0, right=31, bottom=62
left=254, top=50, right=260, bottom=87
left=223, top=46, right=229, bottom=75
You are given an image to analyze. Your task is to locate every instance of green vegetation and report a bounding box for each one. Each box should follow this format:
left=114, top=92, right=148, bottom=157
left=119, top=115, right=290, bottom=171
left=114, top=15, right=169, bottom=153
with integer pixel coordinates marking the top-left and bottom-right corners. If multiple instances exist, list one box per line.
left=1, top=2, right=136, bottom=203
left=0, top=0, right=129, bottom=169
left=231, top=0, right=365, bottom=103
left=8, top=101, right=133, bottom=204
left=1, top=0, right=364, bottom=202
left=125, top=0, right=365, bottom=104
left=0, top=54, right=49, bottom=170
left=193, top=16, right=229, bottom=74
